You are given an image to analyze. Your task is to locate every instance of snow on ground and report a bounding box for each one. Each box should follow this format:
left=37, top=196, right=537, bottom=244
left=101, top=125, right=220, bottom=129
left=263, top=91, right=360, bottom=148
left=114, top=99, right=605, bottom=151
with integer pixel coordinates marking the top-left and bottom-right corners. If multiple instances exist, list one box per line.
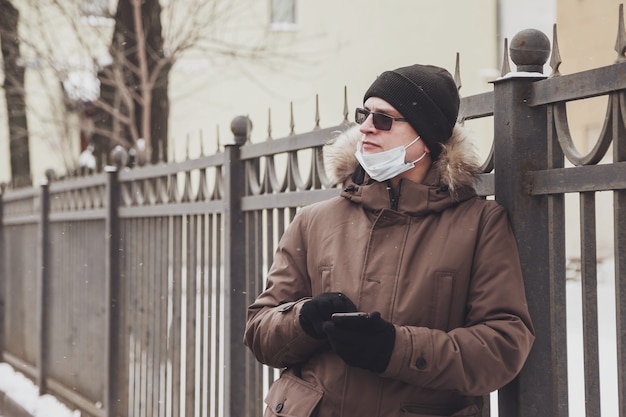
left=0, top=363, right=79, bottom=417
left=0, top=258, right=619, bottom=417
left=489, top=256, right=618, bottom=417
left=566, top=257, right=618, bottom=417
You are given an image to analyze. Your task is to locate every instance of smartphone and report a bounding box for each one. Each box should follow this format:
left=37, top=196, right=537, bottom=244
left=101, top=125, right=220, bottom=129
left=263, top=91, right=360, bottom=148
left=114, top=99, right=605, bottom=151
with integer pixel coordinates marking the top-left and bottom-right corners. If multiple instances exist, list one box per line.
left=331, top=312, right=370, bottom=326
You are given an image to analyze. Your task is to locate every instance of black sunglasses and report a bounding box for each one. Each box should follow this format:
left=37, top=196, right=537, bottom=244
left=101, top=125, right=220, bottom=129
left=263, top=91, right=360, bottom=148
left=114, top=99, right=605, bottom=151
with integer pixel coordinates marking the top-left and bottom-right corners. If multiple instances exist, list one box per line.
left=354, top=107, right=407, bottom=131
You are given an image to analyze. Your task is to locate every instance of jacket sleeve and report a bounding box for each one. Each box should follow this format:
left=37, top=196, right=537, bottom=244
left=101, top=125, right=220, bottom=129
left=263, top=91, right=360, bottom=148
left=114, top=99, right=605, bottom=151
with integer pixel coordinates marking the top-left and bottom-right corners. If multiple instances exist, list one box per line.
left=380, top=204, right=535, bottom=396
left=243, top=208, right=328, bottom=368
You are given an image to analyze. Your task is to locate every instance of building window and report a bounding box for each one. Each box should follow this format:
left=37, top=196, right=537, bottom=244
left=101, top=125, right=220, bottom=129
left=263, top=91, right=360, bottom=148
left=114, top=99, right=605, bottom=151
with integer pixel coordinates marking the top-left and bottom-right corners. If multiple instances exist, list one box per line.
left=270, top=0, right=298, bottom=31
left=80, top=0, right=114, bottom=26
left=80, top=0, right=110, bottom=17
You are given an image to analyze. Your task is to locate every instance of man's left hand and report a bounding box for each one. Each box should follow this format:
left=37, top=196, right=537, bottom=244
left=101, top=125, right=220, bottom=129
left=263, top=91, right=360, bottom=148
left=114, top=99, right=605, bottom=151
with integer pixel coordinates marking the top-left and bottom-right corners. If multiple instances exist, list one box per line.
left=322, top=311, right=395, bottom=373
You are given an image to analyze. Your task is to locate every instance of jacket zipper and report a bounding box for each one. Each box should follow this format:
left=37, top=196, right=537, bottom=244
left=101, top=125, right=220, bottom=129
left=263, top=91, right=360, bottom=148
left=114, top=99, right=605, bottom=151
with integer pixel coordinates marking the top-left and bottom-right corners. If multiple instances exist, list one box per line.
left=386, top=181, right=400, bottom=211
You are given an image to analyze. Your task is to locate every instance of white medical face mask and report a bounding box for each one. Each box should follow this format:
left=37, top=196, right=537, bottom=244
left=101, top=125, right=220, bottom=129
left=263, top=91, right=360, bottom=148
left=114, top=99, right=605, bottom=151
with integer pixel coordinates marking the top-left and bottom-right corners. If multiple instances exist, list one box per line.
left=354, top=136, right=427, bottom=182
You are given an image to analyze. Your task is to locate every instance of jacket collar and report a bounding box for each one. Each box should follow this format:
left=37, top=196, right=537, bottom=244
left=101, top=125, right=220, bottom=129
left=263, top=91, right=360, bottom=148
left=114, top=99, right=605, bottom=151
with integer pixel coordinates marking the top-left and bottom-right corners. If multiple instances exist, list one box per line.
left=340, top=170, right=476, bottom=217
left=326, top=123, right=482, bottom=215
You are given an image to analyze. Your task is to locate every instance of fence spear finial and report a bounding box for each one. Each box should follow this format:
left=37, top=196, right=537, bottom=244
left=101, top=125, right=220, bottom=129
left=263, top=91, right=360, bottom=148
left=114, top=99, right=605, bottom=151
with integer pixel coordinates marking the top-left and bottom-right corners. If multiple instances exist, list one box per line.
left=615, top=3, right=626, bottom=62
left=314, top=94, right=320, bottom=130
left=289, top=102, right=295, bottom=135
left=216, top=124, right=221, bottom=151
left=501, top=38, right=511, bottom=76
left=454, top=52, right=462, bottom=91
left=550, top=24, right=562, bottom=77
left=158, top=140, right=164, bottom=163
left=343, top=86, right=349, bottom=123
left=199, top=129, right=205, bottom=156
left=267, top=107, right=273, bottom=140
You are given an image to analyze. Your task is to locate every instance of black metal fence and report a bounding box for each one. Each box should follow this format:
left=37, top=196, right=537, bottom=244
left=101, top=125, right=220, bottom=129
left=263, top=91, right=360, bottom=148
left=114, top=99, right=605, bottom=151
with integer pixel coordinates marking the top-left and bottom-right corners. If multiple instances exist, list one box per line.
left=1, top=16, right=626, bottom=417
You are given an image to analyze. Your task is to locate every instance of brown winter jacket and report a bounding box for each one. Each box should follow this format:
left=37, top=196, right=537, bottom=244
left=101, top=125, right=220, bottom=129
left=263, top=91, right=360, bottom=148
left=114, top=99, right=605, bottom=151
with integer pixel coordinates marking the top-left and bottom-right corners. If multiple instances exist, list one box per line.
left=244, top=125, right=535, bottom=417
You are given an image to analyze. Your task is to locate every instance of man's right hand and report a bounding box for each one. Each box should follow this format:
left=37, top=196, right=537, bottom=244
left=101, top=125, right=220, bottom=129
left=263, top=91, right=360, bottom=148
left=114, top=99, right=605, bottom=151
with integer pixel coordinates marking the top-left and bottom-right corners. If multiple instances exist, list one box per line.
left=299, top=292, right=357, bottom=339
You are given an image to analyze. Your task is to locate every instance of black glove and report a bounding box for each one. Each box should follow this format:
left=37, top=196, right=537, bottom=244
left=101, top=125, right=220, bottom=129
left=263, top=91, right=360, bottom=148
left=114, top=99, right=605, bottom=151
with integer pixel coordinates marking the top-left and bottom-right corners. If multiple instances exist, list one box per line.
left=322, top=311, right=395, bottom=373
left=299, top=292, right=357, bottom=339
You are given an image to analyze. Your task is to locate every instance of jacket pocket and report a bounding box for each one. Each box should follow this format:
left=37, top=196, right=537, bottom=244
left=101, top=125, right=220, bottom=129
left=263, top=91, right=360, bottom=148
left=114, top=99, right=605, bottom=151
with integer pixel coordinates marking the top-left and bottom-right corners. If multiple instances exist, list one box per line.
left=319, top=265, right=333, bottom=293
left=264, top=373, right=323, bottom=417
left=400, top=404, right=480, bottom=417
left=431, top=272, right=455, bottom=330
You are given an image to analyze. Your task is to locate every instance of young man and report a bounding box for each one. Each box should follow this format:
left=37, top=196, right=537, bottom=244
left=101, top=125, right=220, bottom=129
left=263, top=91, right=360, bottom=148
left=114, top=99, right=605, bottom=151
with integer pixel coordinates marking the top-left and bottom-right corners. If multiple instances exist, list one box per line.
left=244, top=64, right=534, bottom=417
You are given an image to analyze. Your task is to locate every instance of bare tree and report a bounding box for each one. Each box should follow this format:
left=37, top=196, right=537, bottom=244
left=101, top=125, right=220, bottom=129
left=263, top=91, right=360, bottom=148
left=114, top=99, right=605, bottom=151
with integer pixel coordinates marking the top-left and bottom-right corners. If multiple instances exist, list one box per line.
left=0, top=0, right=31, bottom=187
left=3, top=0, right=314, bottom=177
left=95, top=0, right=170, bottom=164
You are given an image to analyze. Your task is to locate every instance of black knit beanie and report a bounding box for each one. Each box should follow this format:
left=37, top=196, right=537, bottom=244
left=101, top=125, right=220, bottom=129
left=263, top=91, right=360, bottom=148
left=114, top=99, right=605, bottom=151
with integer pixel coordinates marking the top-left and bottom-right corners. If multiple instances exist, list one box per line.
left=363, top=64, right=460, bottom=161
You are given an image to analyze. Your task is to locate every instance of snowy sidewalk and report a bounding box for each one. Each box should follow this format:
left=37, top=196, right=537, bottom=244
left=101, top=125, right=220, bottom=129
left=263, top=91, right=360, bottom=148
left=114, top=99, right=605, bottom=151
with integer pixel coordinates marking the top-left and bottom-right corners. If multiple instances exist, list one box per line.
left=0, top=364, right=78, bottom=417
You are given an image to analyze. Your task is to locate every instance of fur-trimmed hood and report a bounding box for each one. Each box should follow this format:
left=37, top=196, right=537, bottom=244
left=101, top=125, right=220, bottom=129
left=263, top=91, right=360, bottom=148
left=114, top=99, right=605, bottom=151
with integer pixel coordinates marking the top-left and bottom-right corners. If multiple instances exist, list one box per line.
left=324, top=124, right=482, bottom=197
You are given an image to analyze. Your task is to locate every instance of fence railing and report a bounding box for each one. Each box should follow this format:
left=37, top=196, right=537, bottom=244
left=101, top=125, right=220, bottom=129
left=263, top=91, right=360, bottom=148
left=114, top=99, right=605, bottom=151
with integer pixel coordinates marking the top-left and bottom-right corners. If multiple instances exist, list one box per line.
left=2, top=13, right=626, bottom=417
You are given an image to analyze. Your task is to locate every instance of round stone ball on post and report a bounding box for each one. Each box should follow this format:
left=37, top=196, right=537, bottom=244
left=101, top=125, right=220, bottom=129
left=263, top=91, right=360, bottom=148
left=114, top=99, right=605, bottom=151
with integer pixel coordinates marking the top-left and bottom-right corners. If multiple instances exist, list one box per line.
left=231, top=115, right=252, bottom=146
left=109, top=145, right=129, bottom=169
left=509, top=29, right=551, bottom=73
left=44, top=169, right=56, bottom=183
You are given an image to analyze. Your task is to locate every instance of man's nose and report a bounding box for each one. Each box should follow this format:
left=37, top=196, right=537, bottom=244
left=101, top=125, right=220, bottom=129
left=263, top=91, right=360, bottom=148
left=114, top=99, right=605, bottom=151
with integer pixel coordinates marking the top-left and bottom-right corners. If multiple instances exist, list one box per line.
left=359, top=113, right=376, bottom=133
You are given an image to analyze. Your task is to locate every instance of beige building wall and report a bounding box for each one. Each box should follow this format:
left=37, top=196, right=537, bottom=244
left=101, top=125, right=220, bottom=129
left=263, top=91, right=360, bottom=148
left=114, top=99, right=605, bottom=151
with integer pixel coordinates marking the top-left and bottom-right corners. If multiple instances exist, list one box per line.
left=1, top=0, right=500, bottom=186
left=4, top=0, right=561, bottom=186
left=556, top=0, right=622, bottom=259
left=557, top=0, right=622, bottom=152
left=168, top=0, right=500, bottom=162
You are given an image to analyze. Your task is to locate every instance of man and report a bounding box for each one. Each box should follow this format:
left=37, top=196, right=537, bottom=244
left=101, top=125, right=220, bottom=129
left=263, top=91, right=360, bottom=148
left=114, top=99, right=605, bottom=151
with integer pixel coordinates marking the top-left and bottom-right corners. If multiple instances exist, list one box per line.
left=244, top=64, right=534, bottom=417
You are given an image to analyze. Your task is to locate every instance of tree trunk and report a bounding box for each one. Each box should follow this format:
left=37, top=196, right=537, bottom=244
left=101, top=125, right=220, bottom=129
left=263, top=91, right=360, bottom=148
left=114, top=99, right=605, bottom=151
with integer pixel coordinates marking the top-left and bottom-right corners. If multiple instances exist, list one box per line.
left=143, top=0, right=169, bottom=164
left=99, top=0, right=169, bottom=164
left=0, top=0, right=31, bottom=188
